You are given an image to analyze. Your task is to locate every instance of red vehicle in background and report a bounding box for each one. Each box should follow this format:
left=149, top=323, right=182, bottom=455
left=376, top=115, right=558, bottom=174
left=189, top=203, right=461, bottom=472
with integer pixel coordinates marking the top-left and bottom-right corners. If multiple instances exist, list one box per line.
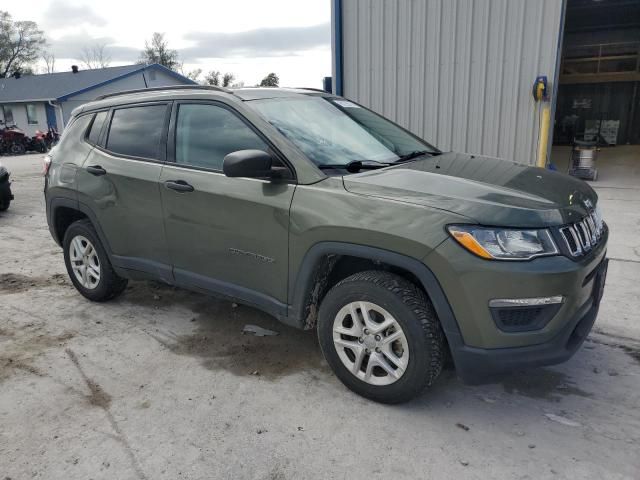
left=0, top=121, right=27, bottom=155
left=28, top=130, right=49, bottom=153
left=43, top=126, right=60, bottom=150
left=0, top=121, right=59, bottom=155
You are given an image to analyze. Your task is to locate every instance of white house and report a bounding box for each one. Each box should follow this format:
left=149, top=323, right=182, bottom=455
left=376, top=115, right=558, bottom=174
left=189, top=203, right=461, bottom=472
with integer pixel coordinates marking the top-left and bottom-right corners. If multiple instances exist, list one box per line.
left=0, top=63, right=195, bottom=136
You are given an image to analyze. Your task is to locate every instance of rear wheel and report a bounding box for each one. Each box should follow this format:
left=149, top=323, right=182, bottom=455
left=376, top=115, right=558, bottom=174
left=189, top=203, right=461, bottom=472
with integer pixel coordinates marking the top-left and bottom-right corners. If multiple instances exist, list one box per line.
left=63, top=219, right=127, bottom=301
left=317, top=271, right=445, bottom=404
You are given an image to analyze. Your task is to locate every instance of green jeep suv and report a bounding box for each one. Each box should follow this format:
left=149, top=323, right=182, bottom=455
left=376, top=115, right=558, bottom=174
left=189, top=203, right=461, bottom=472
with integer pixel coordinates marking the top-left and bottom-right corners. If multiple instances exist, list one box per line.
left=44, top=86, right=608, bottom=403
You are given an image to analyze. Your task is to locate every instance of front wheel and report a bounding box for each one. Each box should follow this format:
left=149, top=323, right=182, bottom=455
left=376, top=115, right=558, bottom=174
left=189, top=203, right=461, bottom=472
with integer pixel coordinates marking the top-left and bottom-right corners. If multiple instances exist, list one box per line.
left=317, top=271, right=445, bottom=404
left=9, top=142, right=25, bottom=155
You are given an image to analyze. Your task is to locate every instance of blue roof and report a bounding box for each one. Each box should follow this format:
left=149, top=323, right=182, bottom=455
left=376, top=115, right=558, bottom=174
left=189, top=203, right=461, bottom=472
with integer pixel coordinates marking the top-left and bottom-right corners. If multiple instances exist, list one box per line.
left=0, top=64, right=195, bottom=103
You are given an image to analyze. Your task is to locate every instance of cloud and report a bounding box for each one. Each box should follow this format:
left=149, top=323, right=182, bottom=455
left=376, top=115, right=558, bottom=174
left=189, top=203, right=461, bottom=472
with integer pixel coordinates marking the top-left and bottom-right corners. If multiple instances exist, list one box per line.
left=182, top=23, right=330, bottom=60
left=49, top=33, right=139, bottom=62
left=46, top=22, right=330, bottom=66
left=43, top=1, right=107, bottom=29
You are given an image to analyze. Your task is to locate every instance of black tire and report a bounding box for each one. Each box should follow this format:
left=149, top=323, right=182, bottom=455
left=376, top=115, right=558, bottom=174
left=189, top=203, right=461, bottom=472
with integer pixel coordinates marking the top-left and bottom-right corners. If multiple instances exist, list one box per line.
left=63, top=219, right=128, bottom=302
left=0, top=200, right=8, bottom=211
left=9, top=143, right=25, bottom=155
left=317, top=271, right=445, bottom=404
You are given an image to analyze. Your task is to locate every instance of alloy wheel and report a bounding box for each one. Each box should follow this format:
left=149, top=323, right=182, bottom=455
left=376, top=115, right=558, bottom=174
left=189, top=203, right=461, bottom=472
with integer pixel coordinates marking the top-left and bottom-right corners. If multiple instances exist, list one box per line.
left=69, top=235, right=101, bottom=289
left=332, top=301, right=410, bottom=386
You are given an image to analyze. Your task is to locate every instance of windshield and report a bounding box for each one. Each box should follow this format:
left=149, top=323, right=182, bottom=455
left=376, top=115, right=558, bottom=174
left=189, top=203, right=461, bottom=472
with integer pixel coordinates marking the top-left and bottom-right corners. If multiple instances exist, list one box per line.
left=248, top=96, right=438, bottom=167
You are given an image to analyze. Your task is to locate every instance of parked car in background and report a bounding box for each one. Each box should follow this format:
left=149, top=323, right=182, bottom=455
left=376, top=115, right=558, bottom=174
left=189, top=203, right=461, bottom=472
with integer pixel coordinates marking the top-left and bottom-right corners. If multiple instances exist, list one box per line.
left=0, top=161, right=13, bottom=211
left=44, top=86, right=608, bottom=403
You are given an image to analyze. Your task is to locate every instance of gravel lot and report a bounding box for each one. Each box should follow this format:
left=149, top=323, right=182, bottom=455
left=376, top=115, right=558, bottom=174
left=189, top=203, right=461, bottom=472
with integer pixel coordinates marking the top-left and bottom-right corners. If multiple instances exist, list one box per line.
left=1, top=152, right=639, bottom=480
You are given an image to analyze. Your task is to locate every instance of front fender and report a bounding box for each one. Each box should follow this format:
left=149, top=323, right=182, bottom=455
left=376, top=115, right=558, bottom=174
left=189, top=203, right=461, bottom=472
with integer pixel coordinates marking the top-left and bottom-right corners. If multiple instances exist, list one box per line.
left=286, top=242, right=464, bottom=351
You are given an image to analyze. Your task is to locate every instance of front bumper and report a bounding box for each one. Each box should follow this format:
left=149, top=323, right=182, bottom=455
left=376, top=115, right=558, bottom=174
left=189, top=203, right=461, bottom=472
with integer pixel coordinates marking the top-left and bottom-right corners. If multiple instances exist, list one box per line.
left=453, top=257, right=607, bottom=382
left=424, top=228, right=608, bottom=381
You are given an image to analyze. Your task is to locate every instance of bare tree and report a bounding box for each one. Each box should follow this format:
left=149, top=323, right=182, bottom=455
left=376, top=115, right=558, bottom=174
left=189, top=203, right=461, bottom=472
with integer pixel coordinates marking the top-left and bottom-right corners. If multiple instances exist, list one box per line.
left=204, top=70, right=236, bottom=87
left=79, top=43, right=111, bottom=69
left=178, top=62, right=202, bottom=82
left=0, top=11, right=46, bottom=78
left=139, top=33, right=179, bottom=70
left=41, top=50, right=55, bottom=73
left=186, top=68, right=202, bottom=82
left=222, top=72, right=235, bottom=88
left=204, top=70, right=221, bottom=86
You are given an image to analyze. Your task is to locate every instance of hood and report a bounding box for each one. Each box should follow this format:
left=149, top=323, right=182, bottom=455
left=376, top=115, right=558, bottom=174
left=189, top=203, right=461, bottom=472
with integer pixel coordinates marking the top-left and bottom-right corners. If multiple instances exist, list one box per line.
left=343, top=152, right=598, bottom=227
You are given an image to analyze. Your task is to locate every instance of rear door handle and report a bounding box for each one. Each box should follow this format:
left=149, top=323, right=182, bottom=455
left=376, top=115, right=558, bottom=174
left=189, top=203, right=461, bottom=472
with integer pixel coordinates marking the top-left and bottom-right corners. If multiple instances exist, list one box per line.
left=164, top=180, right=194, bottom=193
left=86, top=165, right=107, bottom=176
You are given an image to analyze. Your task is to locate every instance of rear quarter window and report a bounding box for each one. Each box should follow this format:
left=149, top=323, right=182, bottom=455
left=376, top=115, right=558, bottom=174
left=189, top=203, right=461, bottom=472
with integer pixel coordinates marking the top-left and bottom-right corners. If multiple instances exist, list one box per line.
left=106, top=104, right=168, bottom=159
left=86, top=111, right=108, bottom=145
left=53, top=114, right=93, bottom=162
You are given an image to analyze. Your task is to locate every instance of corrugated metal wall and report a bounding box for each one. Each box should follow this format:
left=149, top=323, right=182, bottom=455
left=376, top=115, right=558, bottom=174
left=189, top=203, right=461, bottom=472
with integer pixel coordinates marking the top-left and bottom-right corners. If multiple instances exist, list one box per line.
left=336, top=0, right=565, bottom=165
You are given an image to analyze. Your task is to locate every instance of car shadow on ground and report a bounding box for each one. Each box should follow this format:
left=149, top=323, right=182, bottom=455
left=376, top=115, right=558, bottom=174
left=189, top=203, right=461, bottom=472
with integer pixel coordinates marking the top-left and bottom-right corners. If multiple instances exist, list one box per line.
left=117, top=280, right=327, bottom=381
left=107, top=280, right=640, bottom=409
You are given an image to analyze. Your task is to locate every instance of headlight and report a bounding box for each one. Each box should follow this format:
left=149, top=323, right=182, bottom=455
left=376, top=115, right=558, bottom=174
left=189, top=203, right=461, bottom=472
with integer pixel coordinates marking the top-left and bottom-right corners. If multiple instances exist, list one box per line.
left=447, top=225, right=559, bottom=260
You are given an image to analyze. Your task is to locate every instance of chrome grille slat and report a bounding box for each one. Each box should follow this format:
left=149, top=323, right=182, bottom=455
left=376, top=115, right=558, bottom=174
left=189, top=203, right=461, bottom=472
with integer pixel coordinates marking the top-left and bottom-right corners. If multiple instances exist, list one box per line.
left=559, top=209, right=605, bottom=258
left=585, top=216, right=597, bottom=243
left=560, top=226, right=582, bottom=256
left=576, top=222, right=591, bottom=249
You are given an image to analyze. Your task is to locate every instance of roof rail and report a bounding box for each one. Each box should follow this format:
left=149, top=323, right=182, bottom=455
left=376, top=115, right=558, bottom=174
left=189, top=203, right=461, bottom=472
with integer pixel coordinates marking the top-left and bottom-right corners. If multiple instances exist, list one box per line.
left=95, top=85, right=232, bottom=101
left=294, top=87, right=330, bottom=93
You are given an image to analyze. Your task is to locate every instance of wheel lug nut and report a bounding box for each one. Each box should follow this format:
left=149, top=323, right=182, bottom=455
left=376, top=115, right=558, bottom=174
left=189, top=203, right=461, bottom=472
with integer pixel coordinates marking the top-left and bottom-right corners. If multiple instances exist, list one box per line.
left=363, top=329, right=369, bottom=335
left=358, top=337, right=364, bottom=343
left=375, top=335, right=381, bottom=341
left=375, top=347, right=381, bottom=353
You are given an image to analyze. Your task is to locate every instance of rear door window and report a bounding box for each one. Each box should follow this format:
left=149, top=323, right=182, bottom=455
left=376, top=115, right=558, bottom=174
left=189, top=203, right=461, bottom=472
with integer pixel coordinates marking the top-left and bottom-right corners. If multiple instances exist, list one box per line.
left=106, top=104, right=168, bottom=159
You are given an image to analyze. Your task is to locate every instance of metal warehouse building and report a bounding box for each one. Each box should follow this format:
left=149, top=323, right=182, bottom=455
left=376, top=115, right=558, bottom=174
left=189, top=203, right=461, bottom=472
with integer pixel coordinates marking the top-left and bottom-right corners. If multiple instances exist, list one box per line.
left=331, top=0, right=640, bottom=166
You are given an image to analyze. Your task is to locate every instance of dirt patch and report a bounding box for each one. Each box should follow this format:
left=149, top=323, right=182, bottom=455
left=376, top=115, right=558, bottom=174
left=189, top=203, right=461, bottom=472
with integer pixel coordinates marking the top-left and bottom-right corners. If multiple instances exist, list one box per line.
left=0, top=327, right=14, bottom=337
left=0, top=322, right=75, bottom=382
left=64, top=348, right=146, bottom=479
left=498, top=369, right=592, bottom=402
left=66, top=349, right=112, bottom=409
left=125, top=282, right=327, bottom=380
left=4, top=359, right=45, bottom=377
left=587, top=335, right=640, bottom=366
left=620, top=345, right=640, bottom=365
left=0, top=272, right=69, bottom=293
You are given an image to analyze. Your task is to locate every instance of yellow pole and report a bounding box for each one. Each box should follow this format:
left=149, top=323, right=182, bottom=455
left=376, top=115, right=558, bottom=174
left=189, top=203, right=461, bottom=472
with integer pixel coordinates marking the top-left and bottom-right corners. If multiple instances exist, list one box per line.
left=537, top=105, right=551, bottom=168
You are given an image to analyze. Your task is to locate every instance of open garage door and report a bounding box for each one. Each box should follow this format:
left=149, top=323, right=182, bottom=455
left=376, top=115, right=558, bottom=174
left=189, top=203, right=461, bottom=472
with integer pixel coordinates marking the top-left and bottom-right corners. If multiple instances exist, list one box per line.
left=555, top=0, right=640, bottom=146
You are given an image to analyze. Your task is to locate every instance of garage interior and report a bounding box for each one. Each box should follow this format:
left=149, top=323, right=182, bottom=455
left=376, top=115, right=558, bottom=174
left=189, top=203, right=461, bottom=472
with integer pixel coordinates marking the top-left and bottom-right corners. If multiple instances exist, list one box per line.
left=552, top=0, right=640, bottom=186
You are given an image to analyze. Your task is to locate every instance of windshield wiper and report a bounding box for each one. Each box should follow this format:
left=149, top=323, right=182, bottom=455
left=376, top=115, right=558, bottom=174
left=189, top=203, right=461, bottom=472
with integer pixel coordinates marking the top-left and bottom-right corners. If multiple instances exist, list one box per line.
left=394, top=150, right=441, bottom=163
left=317, top=160, right=391, bottom=173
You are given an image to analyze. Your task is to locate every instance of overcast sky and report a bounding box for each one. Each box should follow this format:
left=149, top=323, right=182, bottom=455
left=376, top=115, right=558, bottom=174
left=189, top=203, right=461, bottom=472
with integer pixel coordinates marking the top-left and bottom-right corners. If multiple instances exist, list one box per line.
left=6, top=0, right=332, bottom=87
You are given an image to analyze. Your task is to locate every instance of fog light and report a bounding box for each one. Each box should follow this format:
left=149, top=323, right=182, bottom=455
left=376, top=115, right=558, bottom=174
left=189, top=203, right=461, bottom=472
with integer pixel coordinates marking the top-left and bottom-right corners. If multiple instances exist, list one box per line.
left=489, top=296, right=564, bottom=332
left=489, top=296, right=564, bottom=308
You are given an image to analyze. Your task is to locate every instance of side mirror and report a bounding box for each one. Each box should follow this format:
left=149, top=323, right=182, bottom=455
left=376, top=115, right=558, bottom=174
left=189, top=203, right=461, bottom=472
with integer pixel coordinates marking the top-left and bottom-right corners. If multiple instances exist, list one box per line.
left=223, top=149, right=285, bottom=179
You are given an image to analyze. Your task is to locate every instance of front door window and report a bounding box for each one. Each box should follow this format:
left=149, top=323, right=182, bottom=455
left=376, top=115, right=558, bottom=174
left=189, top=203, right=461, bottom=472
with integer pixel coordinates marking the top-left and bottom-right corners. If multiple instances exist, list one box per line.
left=175, top=103, right=269, bottom=171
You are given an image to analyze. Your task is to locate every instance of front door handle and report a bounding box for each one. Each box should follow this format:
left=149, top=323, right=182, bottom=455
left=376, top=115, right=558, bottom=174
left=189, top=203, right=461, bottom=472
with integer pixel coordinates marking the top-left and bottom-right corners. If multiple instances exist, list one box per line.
left=86, top=165, right=107, bottom=176
left=164, top=180, right=194, bottom=193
